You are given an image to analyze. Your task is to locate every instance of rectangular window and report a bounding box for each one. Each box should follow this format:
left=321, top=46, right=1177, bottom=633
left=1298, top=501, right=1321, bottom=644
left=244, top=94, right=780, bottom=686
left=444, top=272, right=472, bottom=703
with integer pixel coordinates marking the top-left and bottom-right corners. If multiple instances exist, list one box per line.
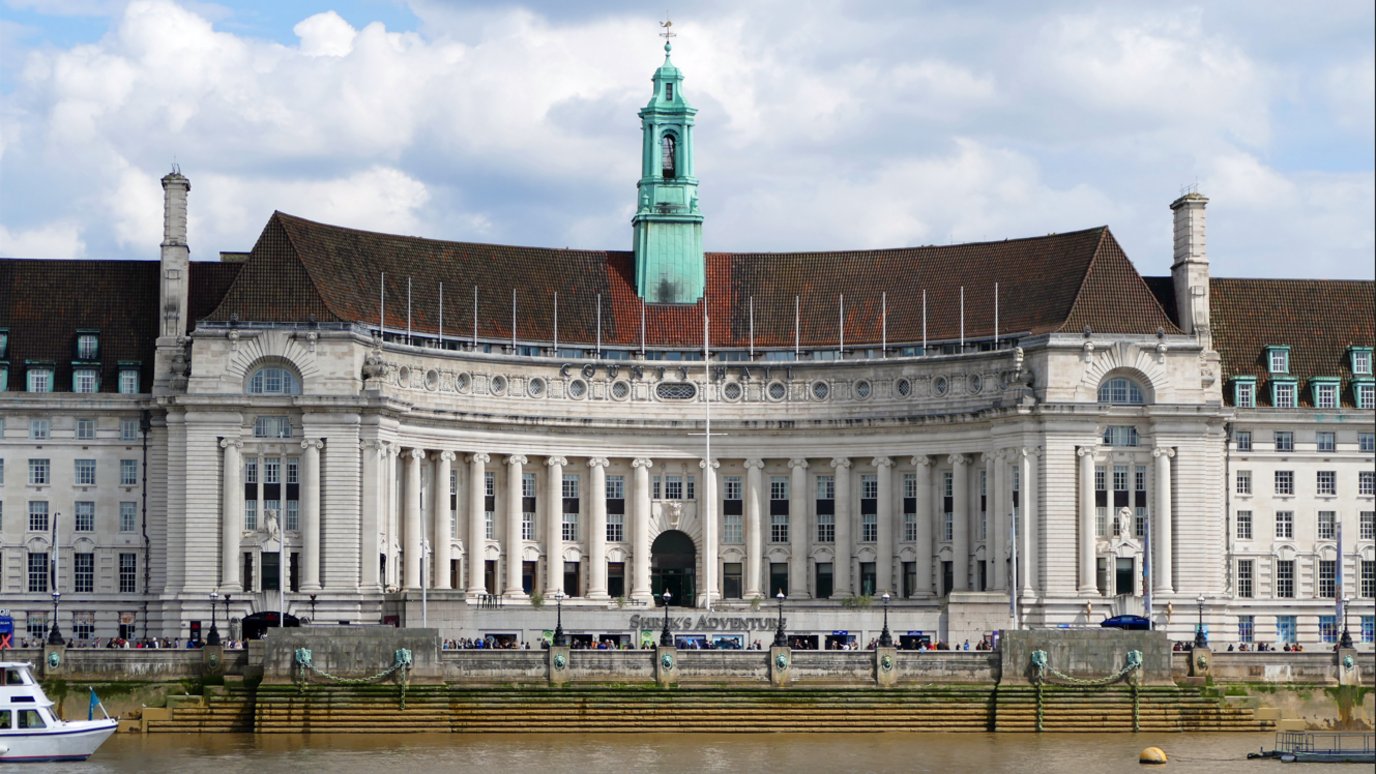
left=1276, top=615, right=1297, bottom=643
left=1236, top=470, right=1251, bottom=495
left=1275, top=470, right=1293, bottom=496
left=245, top=459, right=258, bottom=485
left=119, top=553, right=137, bottom=593
left=29, top=458, right=50, bottom=485
left=29, top=552, right=49, bottom=592
left=1274, top=383, right=1296, bottom=408
left=1320, top=616, right=1338, bottom=644
left=861, top=512, right=877, bottom=542
left=771, top=513, right=789, bottom=543
left=1270, top=349, right=1289, bottom=373
left=74, top=552, right=94, bottom=593
left=1363, top=560, right=1375, bottom=599
left=1318, top=559, right=1336, bottom=598
left=904, top=512, right=918, bottom=542
left=562, top=474, right=579, bottom=499
left=120, top=459, right=137, bottom=486
left=1276, top=559, right=1295, bottom=598
left=1360, top=471, right=1375, bottom=496
left=943, top=471, right=953, bottom=499
left=1236, top=511, right=1253, bottom=540
left=816, top=512, right=834, bottom=544
left=252, top=416, right=293, bottom=438
left=1316, top=432, right=1336, bottom=452
left=771, top=476, right=790, bottom=501
left=1103, top=426, right=1139, bottom=447
left=1274, top=432, right=1293, bottom=452
left=76, top=418, right=95, bottom=440
left=1236, top=381, right=1255, bottom=408
left=264, top=457, right=280, bottom=485
left=1238, top=615, right=1254, bottom=643
left=562, top=512, right=578, bottom=542
left=1317, top=471, right=1336, bottom=496
left=1361, top=433, right=1376, bottom=453
left=607, top=475, right=624, bottom=500
left=1236, top=559, right=1254, bottom=598
left=1315, top=383, right=1338, bottom=409
left=485, top=511, right=495, bottom=540
left=665, top=475, right=682, bottom=500
left=607, top=513, right=624, bottom=542
left=942, top=512, right=953, bottom=542
left=1360, top=383, right=1376, bottom=409
left=522, top=472, right=536, bottom=498
left=725, top=513, right=744, bottom=543
left=244, top=500, right=257, bottom=531
left=1355, top=350, right=1373, bottom=375
left=1366, top=616, right=1376, bottom=643
left=724, top=563, right=743, bottom=599
left=816, top=475, right=835, bottom=500
left=286, top=458, right=299, bottom=485
left=1318, top=511, right=1336, bottom=541
left=861, top=474, right=878, bottom=499
left=724, top=476, right=742, bottom=500
left=77, top=333, right=99, bottom=360
left=118, top=418, right=139, bottom=441
left=1362, top=511, right=1375, bottom=541
left=1276, top=511, right=1294, bottom=539
left=285, top=500, right=299, bottom=531
left=1237, top=431, right=1252, bottom=451
left=120, top=502, right=137, bottom=532
left=652, top=476, right=660, bottom=499
left=119, top=369, right=139, bottom=394
left=1113, top=465, right=1128, bottom=492
left=485, top=471, right=495, bottom=497
left=74, top=501, right=94, bottom=531
left=28, top=368, right=53, bottom=393
left=29, top=501, right=49, bottom=531
left=1095, top=465, right=1106, bottom=493
left=904, top=473, right=917, bottom=498
left=73, top=368, right=98, bottom=393
left=75, top=459, right=96, bottom=485
left=522, top=511, right=534, bottom=540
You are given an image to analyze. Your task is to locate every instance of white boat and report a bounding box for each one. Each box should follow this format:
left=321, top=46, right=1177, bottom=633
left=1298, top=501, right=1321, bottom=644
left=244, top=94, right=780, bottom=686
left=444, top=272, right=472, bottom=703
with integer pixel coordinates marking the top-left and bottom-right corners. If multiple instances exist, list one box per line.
left=0, top=661, right=118, bottom=763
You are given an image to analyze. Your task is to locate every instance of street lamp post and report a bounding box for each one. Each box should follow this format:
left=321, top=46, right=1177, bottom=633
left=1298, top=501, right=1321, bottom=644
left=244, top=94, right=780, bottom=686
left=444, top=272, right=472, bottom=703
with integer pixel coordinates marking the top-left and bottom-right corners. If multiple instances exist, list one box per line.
left=207, top=591, right=221, bottom=646
left=1339, top=596, right=1354, bottom=649
left=47, top=591, right=65, bottom=646
left=879, top=592, right=893, bottom=648
left=773, top=591, right=787, bottom=648
left=552, top=591, right=568, bottom=647
left=660, top=590, right=674, bottom=647
left=222, top=594, right=233, bottom=642
left=1194, top=595, right=1208, bottom=649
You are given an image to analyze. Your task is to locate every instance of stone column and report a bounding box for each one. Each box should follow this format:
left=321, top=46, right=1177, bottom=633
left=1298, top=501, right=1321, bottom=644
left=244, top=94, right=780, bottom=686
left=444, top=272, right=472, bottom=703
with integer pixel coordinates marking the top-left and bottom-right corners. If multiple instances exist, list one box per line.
left=701, top=458, right=720, bottom=607
left=831, top=458, right=853, bottom=596
left=301, top=439, right=323, bottom=592
left=631, top=458, right=654, bottom=601
left=912, top=455, right=934, bottom=597
left=744, top=459, right=765, bottom=598
left=434, top=451, right=454, bottom=590
left=1078, top=446, right=1097, bottom=595
left=404, top=449, right=425, bottom=590
left=466, top=453, right=490, bottom=596
left=505, top=455, right=528, bottom=597
left=1153, top=447, right=1175, bottom=594
left=360, top=440, right=381, bottom=591
left=1019, top=448, right=1038, bottom=596
left=788, top=459, right=810, bottom=599
left=384, top=444, right=400, bottom=588
left=545, top=456, right=568, bottom=596
left=873, top=457, right=894, bottom=595
left=587, top=458, right=610, bottom=599
left=949, top=454, right=969, bottom=592
left=219, top=438, right=243, bottom=592
left=991, top=450, right=1006, bottom=592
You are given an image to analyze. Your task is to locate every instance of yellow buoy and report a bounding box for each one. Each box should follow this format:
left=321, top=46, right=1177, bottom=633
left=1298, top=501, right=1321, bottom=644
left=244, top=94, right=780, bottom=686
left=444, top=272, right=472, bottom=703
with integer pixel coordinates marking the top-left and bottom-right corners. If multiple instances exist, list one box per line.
left=1139, top=747, right=1167, bottom=765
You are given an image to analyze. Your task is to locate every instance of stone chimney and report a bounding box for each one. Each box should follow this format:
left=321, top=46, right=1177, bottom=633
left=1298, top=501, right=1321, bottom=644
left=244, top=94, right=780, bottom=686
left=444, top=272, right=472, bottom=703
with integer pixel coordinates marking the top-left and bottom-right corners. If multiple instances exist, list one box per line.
left=1170, top=191, right=1209, bottom=336
left=159, top=170, right=191, bottom=340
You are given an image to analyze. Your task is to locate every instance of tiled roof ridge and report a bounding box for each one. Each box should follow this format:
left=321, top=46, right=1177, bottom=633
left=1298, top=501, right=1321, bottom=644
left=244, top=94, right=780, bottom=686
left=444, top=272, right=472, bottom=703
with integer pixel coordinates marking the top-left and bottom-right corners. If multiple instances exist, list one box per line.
left=1056, top=228, right=1183, bottom=335
left=273, top=210, right=620, bottom=259
left=1212, top=276, right=1373, bottom=286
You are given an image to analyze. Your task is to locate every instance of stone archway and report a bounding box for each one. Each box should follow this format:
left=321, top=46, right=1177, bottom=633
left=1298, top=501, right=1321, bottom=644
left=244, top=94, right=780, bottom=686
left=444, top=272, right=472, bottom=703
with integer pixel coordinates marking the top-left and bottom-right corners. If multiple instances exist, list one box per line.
left=651, top=530, right=697, bottom=607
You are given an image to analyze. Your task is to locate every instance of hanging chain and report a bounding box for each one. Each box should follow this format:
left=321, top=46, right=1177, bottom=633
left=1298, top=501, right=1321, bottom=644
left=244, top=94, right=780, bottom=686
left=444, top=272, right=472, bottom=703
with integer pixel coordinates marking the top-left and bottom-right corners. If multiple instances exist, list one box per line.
left=294, top=647, right=414, bottom=708
left=1030, top=650, right=1143, bottom=732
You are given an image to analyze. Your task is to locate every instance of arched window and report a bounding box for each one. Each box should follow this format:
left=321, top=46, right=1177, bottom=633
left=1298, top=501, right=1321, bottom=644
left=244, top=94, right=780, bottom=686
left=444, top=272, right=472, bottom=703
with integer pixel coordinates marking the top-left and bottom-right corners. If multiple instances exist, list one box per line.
left=661, top=135, right=677, bottom=178
left=248, top=366, right=301, bottom=395
left=1098, top=377, right=1144, bottom=405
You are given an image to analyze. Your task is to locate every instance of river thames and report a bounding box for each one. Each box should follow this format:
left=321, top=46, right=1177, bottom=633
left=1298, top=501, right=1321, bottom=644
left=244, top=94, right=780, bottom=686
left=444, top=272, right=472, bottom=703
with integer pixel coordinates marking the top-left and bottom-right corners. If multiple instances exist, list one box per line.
left=29, top=731, right=1328, bottom=773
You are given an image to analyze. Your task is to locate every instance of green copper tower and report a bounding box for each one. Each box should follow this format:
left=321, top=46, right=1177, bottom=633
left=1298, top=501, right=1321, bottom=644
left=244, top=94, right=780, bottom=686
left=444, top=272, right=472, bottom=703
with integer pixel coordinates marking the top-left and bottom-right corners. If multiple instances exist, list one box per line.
left=632, top=37, right=704, bottom=304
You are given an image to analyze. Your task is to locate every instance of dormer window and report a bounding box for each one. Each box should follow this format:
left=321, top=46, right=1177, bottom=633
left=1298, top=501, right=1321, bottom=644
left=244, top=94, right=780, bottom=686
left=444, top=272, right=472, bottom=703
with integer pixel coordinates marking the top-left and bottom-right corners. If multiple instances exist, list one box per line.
left=0, top=328, right=8, bottom=359
left=1271, top=378, right=1297, bottom=409
left=73, top=367, right=99, bottom=394
left=1266, top=346, right=1290, bottom=375
left=119, top=367, right=140, bottom=395
left=26, top=365, right=53, bottom=393
left=661, top=135, right=677, bottom=178
left=1233, top=377, right=1256, bottom=408
left=1351, top=347, right=1373, bottom=376
left=76, top=332, right=99, bottom=361
left=1311, top=378, right=1340, bottom=410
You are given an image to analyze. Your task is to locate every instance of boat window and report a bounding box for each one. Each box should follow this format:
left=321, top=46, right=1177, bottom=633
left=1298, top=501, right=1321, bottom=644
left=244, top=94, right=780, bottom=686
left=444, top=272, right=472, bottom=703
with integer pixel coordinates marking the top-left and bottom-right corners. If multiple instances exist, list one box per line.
left=2, top=668, right=25, bottom=685
left=17, top=709, right=46, bottom=729
left=0, top=709, right=10, bottom=729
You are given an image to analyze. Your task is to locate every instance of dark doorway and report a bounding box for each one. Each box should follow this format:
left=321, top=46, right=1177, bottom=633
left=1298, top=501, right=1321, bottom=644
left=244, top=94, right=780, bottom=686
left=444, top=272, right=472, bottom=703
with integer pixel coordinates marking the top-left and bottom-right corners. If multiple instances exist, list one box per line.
left=451, top=559, right=461, bottom=590
left=903, top=561, right=916, bottom=598
left=241, top=611, right=301, bottom=640
left=942, top=561, right=953, bottom=596
left=724, top=563, right=743, bottom=599
left=262, top=552, right=281, bottom=592
left=860, top=562, right=876, bottom=596
left=564, top=561, right=580, bottom=597
left=484, top=560, right=497, bottom=594
left=607, top=562, right=625, bottom=598
left=522, top=561, right=536, bottom=594
left=650, top=530, right=696, bottom=607
left=815, top=563, right=833, bottom=599
left=1115, top=557, right=1135, bottom=596
left=769, top=562, right=788, bottom=597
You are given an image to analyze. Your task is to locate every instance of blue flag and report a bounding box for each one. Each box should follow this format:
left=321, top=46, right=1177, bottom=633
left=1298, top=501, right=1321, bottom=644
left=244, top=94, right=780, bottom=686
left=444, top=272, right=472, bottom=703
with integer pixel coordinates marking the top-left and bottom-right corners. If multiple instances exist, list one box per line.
left=89, top=687, right=99, bottom=721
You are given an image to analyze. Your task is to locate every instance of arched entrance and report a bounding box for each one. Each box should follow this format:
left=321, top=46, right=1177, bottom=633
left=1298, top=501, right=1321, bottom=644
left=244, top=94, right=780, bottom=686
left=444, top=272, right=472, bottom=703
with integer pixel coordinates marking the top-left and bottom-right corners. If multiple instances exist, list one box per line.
left=651, top=530, right=697, bottom=607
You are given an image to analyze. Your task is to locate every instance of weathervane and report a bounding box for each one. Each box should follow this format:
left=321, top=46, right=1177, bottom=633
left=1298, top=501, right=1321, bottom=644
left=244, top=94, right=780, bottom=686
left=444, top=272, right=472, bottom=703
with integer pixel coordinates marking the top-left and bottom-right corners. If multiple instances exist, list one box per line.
left=660, top=17, right=675, bottom=52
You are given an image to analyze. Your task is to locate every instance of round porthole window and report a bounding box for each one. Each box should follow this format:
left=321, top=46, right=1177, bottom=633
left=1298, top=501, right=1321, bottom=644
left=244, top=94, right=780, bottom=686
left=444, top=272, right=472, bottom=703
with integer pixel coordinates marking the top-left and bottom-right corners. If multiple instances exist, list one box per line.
left=569, top=379, right=588, bottom=398
left=611, top=381, right=631, bottom=400
left=425, top=369, right=439, bottom=391
left=398, top=366, right=411, bottom=386
left=456, top=373, right=471, bottom=393
left=811, top=381, right=829, bottom=400
left=854, top=380, right=872, bottom=399
left=723, top=381, right=743, bottom=400
left=490, top=375, right=507, bottom=395
left=933, top=376, right=949, bottom=396
left=767, top=381, right=787, bottom=401
left=896, top=378, right=912, bottom=397
left=969, top=374, right=983, bottom=394
left=528, top=377, right=546, bottom=397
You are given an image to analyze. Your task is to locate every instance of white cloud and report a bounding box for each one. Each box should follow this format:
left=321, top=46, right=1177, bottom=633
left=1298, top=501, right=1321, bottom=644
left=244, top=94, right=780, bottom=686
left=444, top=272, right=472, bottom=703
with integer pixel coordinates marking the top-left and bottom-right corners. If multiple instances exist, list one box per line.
left=0, top=221, right=86, bottom=258
left=294, top=11, right=356, bottom=58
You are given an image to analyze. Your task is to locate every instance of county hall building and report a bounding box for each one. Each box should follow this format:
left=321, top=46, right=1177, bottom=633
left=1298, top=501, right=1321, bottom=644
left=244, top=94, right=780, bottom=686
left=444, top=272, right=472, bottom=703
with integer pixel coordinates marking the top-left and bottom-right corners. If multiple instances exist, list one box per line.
left=1, top=44, right=1372, bottom=649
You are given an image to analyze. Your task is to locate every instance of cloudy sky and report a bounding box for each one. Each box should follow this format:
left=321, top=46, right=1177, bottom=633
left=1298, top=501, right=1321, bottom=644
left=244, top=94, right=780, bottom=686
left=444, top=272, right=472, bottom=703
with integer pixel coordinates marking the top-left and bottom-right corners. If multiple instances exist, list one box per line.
left=1, top=0, right=1372, bottom=280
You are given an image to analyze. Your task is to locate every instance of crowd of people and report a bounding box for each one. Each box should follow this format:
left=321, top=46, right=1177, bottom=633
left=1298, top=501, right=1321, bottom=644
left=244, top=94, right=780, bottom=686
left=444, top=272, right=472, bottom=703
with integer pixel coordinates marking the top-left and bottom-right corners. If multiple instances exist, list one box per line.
left=4, top=636, right=249, bottom=650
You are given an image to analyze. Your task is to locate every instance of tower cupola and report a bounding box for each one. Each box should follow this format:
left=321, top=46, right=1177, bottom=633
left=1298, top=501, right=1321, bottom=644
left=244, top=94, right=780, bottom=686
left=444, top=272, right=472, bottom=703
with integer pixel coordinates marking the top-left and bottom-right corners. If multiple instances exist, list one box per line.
left=632, top=30, right=704, bottom=304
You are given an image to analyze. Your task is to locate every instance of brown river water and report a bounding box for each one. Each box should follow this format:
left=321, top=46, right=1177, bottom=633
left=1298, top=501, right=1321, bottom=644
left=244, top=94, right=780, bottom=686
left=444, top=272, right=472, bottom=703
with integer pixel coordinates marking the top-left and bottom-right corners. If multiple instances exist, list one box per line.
left=25, top=731, right=1367, bottom=773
